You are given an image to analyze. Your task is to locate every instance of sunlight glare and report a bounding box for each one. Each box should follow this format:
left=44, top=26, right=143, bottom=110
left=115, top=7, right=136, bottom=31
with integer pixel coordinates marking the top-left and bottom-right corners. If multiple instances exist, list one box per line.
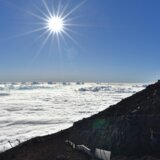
left=16, top=0, right=86, bottom=52
left=47, top=16, right=64, bottom=33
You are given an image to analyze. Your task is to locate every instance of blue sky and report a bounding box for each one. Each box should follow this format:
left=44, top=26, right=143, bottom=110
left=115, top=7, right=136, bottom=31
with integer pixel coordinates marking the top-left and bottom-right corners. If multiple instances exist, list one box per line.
left=0, top=0, right=160, bottom=82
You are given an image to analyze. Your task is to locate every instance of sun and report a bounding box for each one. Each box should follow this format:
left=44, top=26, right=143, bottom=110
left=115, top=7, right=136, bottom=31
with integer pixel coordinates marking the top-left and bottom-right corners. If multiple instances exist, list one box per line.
left=47, top=16, right=64, bottom=34
left=19, top=0, right=86, bottom=51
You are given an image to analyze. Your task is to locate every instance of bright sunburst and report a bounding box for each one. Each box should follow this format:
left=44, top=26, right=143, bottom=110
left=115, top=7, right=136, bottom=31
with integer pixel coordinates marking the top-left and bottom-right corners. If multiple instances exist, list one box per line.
left=16, top=0, right=86, bottom=52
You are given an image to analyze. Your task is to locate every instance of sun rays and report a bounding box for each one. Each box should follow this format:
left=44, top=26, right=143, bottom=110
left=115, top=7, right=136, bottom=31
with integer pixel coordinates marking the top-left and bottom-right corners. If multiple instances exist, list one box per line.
left=18, top=0, right=86, bottom=52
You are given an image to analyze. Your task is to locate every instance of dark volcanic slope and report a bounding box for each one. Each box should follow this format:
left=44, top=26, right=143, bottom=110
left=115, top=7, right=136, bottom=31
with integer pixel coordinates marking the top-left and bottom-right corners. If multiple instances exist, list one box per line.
left=1, top=81, right=160, bottom=160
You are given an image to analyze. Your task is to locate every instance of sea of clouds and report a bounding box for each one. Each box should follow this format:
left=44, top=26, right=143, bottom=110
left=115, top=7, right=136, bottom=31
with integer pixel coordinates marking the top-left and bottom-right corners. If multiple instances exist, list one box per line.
left=0, top=82, right=147, bottom=152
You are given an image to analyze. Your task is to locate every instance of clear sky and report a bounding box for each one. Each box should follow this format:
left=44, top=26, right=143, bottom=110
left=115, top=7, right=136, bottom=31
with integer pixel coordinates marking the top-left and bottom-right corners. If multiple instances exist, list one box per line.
left=0, top=0, right=160, bottom=82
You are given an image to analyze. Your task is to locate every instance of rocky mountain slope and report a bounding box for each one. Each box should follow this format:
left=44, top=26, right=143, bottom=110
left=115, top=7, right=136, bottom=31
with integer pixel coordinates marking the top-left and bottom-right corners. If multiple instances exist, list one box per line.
left=1, top=81, right=160, bottom=160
